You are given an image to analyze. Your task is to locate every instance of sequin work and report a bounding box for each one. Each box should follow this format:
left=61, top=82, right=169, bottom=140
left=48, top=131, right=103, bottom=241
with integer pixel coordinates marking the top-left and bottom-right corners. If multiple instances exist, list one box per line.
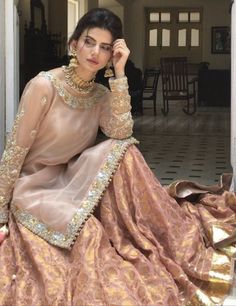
left=12, top=137, right=139, bottom=249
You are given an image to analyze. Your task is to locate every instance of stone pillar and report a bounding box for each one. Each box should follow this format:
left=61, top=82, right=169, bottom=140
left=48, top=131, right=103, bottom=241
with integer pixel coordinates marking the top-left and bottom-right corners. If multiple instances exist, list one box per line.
left=0, top=1, right=5, bottom=154
left=5, top=0, right=20, bottom=134
left=231, top=0, right=236, bottom=190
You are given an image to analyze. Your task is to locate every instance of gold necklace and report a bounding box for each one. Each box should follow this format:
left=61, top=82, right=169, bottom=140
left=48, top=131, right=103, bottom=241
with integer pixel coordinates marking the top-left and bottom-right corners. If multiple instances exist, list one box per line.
left=63, top=65, right=95, bottom=94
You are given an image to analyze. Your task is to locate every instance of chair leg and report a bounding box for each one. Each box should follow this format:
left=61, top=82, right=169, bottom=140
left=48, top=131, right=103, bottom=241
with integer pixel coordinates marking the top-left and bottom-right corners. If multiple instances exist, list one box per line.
left=162, top=98, right=169, bottom=116
left=153, top=97, right=157, bottom=116
left=140, top=96, right=144, bottom=115
left=193, top=94, right=197, bottom=113
left=183, top=97, right=197, bottom=115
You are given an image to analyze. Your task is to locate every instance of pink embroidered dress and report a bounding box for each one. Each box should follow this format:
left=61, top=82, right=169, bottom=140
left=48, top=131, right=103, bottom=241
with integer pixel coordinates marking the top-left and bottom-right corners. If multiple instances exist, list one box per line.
left=0, top=67, right=235, bottom=306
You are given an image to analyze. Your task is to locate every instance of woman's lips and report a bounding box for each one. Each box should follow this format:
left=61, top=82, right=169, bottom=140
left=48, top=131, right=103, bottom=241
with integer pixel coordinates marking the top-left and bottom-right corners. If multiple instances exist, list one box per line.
left=87, top=58, right=99, bottom=65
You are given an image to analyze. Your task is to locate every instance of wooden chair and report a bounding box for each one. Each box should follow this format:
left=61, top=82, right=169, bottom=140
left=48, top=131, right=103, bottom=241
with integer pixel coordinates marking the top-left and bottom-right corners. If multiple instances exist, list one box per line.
left=160, top=57, right=198, bottom=115
left=141, top=68, right=160, bottom=115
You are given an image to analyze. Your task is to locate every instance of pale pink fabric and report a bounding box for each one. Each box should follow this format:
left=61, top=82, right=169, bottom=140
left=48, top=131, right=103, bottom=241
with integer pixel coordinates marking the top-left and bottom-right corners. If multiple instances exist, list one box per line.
left=10, top=70, right=132, bottom=234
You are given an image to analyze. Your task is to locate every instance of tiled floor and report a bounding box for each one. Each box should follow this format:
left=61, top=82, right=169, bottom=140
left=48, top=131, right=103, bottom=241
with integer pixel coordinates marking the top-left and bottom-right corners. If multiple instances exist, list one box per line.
left=133, top=101, right=235, bottom=305
left=133, top=102, right=232, bottom=186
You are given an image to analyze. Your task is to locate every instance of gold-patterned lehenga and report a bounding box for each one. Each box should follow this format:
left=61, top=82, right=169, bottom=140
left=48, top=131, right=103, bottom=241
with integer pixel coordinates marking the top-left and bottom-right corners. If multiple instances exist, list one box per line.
left=0, top=66, right=235, bottom=306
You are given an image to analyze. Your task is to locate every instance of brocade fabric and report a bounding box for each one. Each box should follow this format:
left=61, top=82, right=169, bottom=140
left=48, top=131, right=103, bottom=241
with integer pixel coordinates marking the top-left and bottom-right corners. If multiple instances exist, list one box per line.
left=0, top=146, right=235, bottom=305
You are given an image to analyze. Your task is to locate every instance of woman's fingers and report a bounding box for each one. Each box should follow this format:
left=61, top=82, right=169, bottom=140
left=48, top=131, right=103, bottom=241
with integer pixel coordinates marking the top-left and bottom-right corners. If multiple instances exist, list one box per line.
left=112, top=39, right=130, bottom=59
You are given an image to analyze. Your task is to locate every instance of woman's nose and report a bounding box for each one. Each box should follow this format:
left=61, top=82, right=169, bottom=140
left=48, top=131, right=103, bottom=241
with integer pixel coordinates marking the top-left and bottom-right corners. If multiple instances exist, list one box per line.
left=93, top=44, right=100, bottom=54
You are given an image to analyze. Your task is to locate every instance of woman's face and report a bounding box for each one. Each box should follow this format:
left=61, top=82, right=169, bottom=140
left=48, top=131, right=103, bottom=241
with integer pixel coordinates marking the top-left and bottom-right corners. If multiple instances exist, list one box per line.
left=72, top=27, right=113, bottom=75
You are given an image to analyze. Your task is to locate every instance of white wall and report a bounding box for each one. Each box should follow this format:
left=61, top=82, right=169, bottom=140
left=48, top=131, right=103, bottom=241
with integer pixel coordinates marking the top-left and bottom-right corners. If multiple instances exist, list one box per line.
left=124, top=0, right=231, bottom=70
left=99, top=0, right=124, bottom=25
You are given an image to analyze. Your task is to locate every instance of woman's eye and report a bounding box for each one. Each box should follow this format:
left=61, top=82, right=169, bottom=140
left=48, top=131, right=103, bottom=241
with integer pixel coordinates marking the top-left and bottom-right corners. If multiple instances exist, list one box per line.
left=84, top=38, right=94, bottom=47
left=100, top=45, right=112, bottom=52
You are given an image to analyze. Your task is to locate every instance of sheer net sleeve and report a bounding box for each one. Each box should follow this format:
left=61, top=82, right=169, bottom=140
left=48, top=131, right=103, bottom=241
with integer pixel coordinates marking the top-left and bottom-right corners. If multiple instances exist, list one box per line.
left=0, top=76, right=52, bottom=223
left=99, top=77, right=133, bottom=139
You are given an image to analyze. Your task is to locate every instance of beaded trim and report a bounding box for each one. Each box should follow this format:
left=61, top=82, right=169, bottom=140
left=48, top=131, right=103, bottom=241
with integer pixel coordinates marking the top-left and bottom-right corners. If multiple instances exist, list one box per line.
left=39, top=71, right=108, bottom=109
left=12, top=137, right=139, bottom=249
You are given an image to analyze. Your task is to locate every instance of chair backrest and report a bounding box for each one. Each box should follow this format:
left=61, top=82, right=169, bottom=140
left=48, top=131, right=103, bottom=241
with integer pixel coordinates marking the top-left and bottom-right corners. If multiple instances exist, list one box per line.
left=142, top=69, right=160, bottom=93
left=160, top=57, right=188, bottom=93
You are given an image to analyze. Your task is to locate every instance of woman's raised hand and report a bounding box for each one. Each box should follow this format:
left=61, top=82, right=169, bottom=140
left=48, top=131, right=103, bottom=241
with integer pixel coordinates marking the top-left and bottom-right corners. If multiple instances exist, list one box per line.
left=112, top=39, right=130, bottom=78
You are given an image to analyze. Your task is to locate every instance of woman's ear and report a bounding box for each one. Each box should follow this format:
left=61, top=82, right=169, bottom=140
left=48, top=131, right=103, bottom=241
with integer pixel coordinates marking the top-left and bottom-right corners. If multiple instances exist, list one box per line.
left=69, top=40, right=78, bottom=52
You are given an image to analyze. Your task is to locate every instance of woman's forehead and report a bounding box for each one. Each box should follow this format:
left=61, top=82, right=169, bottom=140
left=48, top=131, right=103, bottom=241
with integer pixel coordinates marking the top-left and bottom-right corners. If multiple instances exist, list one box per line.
left=82, top=27, right=113, bottom=43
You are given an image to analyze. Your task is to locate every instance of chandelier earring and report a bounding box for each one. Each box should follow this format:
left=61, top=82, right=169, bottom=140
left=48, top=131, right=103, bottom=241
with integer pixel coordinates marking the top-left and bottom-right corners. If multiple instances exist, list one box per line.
left=69, top=49, right=79, bottom=68
left=104, top=61, right=114, bottom=78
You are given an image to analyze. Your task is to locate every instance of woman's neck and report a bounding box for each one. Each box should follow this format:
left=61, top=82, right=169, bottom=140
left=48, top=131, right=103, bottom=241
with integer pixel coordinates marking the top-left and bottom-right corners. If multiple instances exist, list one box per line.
left=74, top=66, right=96, bottom=82
left=63, top=65, right=95, bottom=94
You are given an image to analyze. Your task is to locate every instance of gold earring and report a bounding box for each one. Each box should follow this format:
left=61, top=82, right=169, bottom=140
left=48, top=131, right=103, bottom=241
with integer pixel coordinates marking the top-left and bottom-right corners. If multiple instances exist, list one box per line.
left=69, top=49, right=79, bottom=68
left=104, top=61, right=114, bottom=77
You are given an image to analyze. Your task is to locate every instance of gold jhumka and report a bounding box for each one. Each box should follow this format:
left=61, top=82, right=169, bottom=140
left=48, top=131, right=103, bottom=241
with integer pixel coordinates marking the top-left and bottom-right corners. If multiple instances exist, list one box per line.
left=63, top=65, right=95, bottom=94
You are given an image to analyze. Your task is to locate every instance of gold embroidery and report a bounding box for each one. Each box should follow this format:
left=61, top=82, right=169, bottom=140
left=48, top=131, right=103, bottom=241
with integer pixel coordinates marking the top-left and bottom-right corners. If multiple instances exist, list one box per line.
left=39, top=71, right=108, bottom=109
left=0, top=109, right=29, bottom=223
left=40, top=96, right=47, bottom=106
left=12, top=137, right=139, bottom=249
left=0, top=210, right=9, bottom=223
left=101, top=117, right=133, bottom=140
left=0, top=195, right=10, bottom=206
left=187, top=251, right=232, bottom=306
left=30, top=130, right=37, bottom=139
left=109, top=76, right=129, bottom=92
left=219, top=245, right=236, bottom=257
left=109, top=77, right=131, bottom=114
left=187, top=289, right=215, bottom=306
left=100, top=77, right=133, bottom=139
left=208, top=252, right=232, bottom=283
left=0, top=109, right=29, bottom=185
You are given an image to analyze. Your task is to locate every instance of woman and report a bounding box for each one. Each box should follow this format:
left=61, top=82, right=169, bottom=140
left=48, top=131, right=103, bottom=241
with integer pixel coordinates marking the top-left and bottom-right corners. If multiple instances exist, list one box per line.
left=0, top=8, right=235, bottom=306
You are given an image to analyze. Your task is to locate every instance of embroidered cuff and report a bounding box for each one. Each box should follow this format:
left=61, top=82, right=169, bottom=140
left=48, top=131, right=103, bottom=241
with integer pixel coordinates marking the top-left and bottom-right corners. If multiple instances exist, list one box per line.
left=109, top=77, right=129, bottom=92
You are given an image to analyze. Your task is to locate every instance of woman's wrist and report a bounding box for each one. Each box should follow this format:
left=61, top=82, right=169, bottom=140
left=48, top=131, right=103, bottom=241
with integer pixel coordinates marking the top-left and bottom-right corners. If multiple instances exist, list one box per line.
left=114, top=69, right=125, bottom=79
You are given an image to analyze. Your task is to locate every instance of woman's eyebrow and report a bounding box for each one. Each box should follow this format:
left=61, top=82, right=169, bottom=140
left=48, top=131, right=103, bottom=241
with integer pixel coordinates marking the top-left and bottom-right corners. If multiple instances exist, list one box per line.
left=85, top=35, right=113, bottom=46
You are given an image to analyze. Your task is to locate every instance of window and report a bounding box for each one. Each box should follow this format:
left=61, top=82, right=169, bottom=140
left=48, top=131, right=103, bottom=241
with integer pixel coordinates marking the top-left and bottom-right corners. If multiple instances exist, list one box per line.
left=145, top=8, right=202, bottom=67
left=178, top=29, right=187, bottom=47
left=191, top=29, right=199, bottom=47
left=162, top=29, right=170, bottom=46
left=178, top=11, right=201, bottom=23
left=161, top=13, right=171, bottom=22
left=150, top=13, right=159, bottom=22
left=149, top=29, right=158, bottom=46
left=150, top=11, right=171, bottom=23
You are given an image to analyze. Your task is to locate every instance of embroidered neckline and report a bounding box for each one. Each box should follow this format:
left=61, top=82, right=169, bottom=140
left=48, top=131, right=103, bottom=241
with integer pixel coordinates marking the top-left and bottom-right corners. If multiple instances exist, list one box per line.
left=12, top=137, right=139, bottom=249
left=39, top=71, right=108, bottom=109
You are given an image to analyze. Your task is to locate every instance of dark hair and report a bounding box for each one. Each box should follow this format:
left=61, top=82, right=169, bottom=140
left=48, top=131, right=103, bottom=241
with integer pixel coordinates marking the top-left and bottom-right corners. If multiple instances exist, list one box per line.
left=68, top=8, right=123, bottom=45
